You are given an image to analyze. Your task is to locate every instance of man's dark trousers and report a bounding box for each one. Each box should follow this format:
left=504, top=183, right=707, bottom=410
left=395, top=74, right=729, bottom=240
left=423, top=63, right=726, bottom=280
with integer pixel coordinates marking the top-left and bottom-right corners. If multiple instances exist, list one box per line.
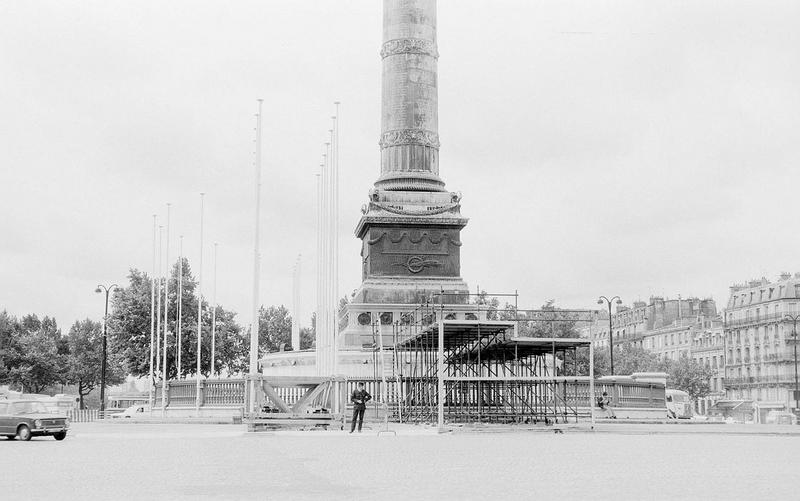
left=351, top=406, right=365, bottom=432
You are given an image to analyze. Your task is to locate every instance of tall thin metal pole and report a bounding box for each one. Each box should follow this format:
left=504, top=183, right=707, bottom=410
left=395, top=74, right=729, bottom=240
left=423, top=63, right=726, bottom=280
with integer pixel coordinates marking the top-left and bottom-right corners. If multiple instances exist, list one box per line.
left=792, top=317, right=799, bottom=414
left=100, top=290, right=109, bottom=414
left=196, top=193, right=205, bottom=412
left=292, top=254, right=301, bottom=351
left=161, top=203, right=170, bottom=416
left=156, top=226, right=163, bottom=376
left=249, top=100, right=263, bottom=414
left=211, top=242, right=218, bottom=376
left=315, top=170, right=321, bottom=365
left=608, top=302, right=613, bottom=375
left=177, top=235, right=183, bottom=378
left=437, top=300, right=444, bottom=430
left=149, top=215, right=156, bottom=412
left=96, top=284, right=117, bottom=415
left=314, top=168, right=325, bottom=376
left=589, top=340, right=596, bottom=429
left=332, top=103, right=340, bottom=374
left=598, top=295, right=621, bottom=375
left=323, top=141, right=331, bottom=375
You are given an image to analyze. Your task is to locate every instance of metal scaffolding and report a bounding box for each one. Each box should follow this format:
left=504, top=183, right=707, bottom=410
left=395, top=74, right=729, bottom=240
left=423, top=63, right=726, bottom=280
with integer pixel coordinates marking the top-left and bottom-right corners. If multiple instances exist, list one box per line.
left=390, top=294, right=596, bottom=427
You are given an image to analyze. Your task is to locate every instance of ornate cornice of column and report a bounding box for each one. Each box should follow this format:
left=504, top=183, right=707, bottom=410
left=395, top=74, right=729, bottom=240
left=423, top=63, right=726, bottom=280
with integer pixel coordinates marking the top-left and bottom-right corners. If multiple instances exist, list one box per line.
left=380, top=38, right=439, bottom=59
left=379, top=128, right=440, bottom=149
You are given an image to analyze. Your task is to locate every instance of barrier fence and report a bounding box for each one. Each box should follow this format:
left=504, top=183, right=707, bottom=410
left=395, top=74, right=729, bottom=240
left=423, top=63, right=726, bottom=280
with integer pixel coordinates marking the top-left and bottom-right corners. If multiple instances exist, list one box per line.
left=149, top=377, right=664, bottom=422
left=66, top=409, right=100, bottom=422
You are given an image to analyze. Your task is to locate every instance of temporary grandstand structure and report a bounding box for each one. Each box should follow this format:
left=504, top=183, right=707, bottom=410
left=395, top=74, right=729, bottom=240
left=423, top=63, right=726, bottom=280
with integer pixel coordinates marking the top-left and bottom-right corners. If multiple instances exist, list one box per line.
left=391, top=294, right=596, bottom=427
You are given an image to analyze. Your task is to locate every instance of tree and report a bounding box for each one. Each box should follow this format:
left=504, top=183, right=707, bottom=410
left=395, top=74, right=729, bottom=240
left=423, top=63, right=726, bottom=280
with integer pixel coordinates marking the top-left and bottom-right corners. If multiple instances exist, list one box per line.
left=208, top=305, right=247, bottom=376
left=661, top=355, right=715, bottom=402
left=564, top=346, right=610, bottom=377
left=472, top=290, right=500, bottom=319
left=109, top=259, right=247, bottom=380
left=65, top=319, right=125, bottom=409
left=613, top=345, right=660, bottom=376
left=301, top=312, right=316, bottom=350
left=299, top=326, right=315, bottom=350
left=257, top=305, right=292, bottom=355
left=2, top=314, right=67, bottom=393
left=0, top=311, right=21, bottom=388
left=108, top=268, right=151, bottom=378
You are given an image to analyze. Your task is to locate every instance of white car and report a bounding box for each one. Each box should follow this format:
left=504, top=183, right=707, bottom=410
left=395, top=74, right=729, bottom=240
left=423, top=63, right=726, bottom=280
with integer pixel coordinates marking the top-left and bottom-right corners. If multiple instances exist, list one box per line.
left=112, top=404, right=151, bottom=418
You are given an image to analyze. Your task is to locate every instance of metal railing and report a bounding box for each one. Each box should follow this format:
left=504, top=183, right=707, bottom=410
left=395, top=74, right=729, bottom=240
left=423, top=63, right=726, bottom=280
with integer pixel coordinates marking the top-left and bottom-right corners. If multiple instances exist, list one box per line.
left=155, top=379, right=247, bottom=408
left=66, top=409, right=100, bottom=422
left=149, top=376, right=667, bottom=419
left=725, top=313, right=788, bottom=329
left=724, top=375, right=798, bottom=386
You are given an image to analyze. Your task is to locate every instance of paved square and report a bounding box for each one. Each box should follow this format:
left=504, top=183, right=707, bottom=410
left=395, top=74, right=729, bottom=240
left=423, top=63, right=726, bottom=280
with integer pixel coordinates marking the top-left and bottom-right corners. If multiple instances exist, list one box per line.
left=3, top=423, right=799, bottom=500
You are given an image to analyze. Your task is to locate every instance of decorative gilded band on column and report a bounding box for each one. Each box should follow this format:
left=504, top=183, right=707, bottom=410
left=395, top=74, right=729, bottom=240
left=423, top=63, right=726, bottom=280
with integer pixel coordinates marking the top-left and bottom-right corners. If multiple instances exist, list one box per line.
left=380, top=38, right=439, bottom=59
left=379, top=129, right=441, bottom=149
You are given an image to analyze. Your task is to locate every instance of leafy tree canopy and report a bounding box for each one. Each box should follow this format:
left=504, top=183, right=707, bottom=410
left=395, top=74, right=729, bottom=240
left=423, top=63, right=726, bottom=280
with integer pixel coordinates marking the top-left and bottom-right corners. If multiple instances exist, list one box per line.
left=109, top=259, right=247, bottom=380
left=65, top=318, right=125, bottom=409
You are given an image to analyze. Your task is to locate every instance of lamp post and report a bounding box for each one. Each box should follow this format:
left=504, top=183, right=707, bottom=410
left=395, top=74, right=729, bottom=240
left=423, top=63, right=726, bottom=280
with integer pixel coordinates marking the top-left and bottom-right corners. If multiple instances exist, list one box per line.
left=783, top=314, right=800, bottom=415
left=95, top=283, right=118, bottom=414
left=598, top=296, right=622, bottom=375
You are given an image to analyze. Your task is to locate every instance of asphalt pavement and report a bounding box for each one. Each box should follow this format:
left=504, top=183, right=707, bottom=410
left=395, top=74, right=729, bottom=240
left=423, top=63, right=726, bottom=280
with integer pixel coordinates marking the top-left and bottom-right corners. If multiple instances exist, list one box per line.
left=3, top=422, right=799, bottom=500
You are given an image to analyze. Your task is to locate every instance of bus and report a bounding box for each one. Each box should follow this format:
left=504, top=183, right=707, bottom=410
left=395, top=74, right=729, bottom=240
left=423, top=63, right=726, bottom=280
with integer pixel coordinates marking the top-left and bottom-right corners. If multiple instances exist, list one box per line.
left=108, top=393, right=150, bottom=413
left=665, top=389, right=692, bottom=419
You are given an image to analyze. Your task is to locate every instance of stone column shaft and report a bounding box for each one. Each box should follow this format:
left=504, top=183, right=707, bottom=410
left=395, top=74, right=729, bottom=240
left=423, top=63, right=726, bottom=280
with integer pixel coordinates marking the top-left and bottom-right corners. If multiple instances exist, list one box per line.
left=377, top=0, right=445, bottom=192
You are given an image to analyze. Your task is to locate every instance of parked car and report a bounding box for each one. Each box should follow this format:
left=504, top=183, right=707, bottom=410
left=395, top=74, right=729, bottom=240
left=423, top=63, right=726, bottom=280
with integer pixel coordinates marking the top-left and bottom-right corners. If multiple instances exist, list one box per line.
left=0, top=400, right=70, bottom=441
left=112, top=404, right=151, bottom=418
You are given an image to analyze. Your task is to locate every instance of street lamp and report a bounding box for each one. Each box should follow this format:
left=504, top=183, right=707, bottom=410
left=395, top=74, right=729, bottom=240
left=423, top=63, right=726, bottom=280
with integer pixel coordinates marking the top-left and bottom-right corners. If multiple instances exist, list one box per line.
left=783, top=314, right=800, bottom=415
left=598, top=296, right=622, bottom=375
left=95, top=283, right=118, bottom=414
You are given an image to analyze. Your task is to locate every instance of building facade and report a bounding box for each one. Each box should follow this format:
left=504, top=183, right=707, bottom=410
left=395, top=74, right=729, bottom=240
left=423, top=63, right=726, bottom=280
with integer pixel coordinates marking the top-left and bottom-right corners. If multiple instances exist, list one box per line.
left=723, top=274, right=800, bottom=416
left=690, top=325, right=725, bottom=415
left=585, top=296, right=724, bottom=414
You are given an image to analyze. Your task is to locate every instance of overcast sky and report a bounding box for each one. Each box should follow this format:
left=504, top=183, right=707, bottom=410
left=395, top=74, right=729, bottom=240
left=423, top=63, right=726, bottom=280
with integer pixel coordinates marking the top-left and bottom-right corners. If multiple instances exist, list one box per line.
left=1, top=0, right=799, bottom=330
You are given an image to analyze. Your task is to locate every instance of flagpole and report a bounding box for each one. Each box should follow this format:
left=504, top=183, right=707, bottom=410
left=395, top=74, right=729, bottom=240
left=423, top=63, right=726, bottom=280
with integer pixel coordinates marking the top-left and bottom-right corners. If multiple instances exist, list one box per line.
left=326, top=133, right=333, bottom=376
left=315, top=170, right=321, bottom=371
left=292, top=254, right=301, bottom=351
left=321, top=145, right=329, bottom=376
left=149, top=215, right=157, bottom=413
left=161, top=203, right=170, bottom=417
left=211, top=242, right=218, bottom=376
left=249, top=99, right=263, bottom=414
left=195, top=193, right=205, bottom=413
left=156, top=225, right=163, bottom=377
left=332, top=102, right=340, bottom=374
left=177, top=235, right=183, bottom=378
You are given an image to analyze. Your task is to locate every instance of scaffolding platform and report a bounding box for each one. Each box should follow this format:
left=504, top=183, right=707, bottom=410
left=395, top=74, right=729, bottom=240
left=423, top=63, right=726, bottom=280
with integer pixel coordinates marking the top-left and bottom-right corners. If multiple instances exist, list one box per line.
left=393, top=316, right=596, bottom=426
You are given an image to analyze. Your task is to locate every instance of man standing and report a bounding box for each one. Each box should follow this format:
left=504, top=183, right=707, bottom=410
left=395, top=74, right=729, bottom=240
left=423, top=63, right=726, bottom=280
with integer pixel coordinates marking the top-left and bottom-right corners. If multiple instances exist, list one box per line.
left=350, top=382, right=372, bottom=433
